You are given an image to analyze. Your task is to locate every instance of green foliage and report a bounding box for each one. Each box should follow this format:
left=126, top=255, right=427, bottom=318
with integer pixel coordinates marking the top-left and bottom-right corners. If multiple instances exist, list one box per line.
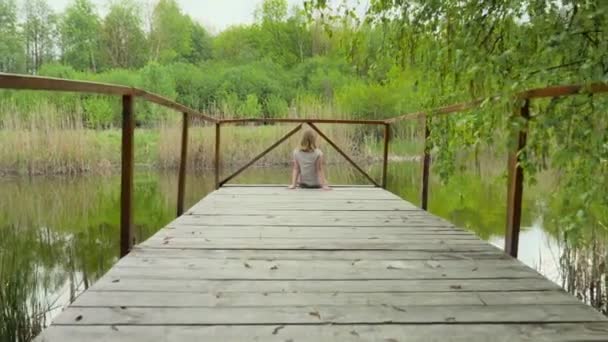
left=335, top=80, right=401, bottom=119
left=101, top=0, right=147, bottom=69
left=138, top=62, right=177, bottom=124
left=237, top=94, right=262, bottom=118
left=220, top=92, right=240, bottom=117
left=213, top=25, right=262, bottom=63
left=150, top=0, right=192, bottom=64
left=59, top=0, right=101, bottom=71
left=264, top=94, right=289, bottom=118
left=0, top=0, right=25, bottom=72
left=23, top=0, right=56, bottom=73
left=82, top=96, right=114, bottom=128
left=186, top=21, right=213, bottom=64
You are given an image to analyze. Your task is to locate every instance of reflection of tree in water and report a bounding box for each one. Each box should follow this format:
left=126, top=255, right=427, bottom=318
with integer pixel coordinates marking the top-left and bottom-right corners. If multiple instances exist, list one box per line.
left=544, top=184, right=608, bottom=314
left=1, top=173, right=176, bottom=340
left=1, top=224, right=62, bottom=341
left=556, top=227, right=608, bottom=314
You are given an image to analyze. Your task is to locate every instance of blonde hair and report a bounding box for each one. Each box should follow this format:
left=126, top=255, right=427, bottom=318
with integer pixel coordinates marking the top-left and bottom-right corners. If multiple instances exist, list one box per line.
left=299, top=129, right=317, bottom=152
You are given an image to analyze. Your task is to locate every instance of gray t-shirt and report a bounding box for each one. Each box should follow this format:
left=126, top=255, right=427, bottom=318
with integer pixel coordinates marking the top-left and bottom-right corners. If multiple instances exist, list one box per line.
left=293, top=148, right=323, bottom=186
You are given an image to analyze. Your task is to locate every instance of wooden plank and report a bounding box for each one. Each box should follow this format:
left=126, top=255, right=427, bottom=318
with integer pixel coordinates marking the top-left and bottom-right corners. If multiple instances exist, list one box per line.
left=36, top=323, right=608, bottom=342
left=71, top=290, right=580, bottom=308
left=105, top=263, right=538, bottom=280
left=213, top=187, right=396, bottom=195
left=115, top=257, right=521, bottom=270
left=139, top=239, right=496, bottom=251
left=90, top=277, right=560, bottom=293
left=222, top=184, right=377, bottom=188
left=188, top=201, right=420, bottom=212
left=215, top=186, right=388, bottom=192
left=52, top=304, right=605, bottom=325
left=147, top=234, right=480, bottom=244
left=128, top=248, right=508, bottom=261
left=183, top=211, right=439, bottom=218
left=174, top=215, right=452, bottom=227
left=210, top=191, right=400, bottom=200
left=153, top=227, right=476, bottom=239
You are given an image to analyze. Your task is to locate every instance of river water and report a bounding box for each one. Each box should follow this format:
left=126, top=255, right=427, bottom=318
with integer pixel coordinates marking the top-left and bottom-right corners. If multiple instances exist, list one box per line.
left=0, top=161, right=563, bottom=325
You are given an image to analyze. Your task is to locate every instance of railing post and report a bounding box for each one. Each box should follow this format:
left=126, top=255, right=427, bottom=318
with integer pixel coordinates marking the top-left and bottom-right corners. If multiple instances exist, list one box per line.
left=505, top=99, right=530, bottom=258
left=421, top=115, right=431, bottom=210
left=120, top=94, right=135, bottom=257
left=176, top=112, right=189, bottom=216
left=214, top=122, right=221, bottom=189
left=381, top=123, right=390, bottom=189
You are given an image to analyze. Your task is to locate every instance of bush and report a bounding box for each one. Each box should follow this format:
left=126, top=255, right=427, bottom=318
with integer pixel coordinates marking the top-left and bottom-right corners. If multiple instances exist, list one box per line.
left=237, top=94, right=262, bottom=118
left=264, top=94, right=288, bottom=118
left=335, top=81, right=401, bottom=119
left=82, top=96, right=115, bottom=128
left=220, top=92, right=239, bottom=117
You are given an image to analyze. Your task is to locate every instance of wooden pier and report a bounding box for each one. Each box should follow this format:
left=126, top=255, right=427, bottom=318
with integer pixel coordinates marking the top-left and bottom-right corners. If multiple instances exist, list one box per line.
left=36, top=186, right=608, bottom=341
left=4, top=73, right=608, bottom=341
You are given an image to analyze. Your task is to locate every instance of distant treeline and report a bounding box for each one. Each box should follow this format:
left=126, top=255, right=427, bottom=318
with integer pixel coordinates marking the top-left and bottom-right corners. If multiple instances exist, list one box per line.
left=0, top=0, right=425, bottom=127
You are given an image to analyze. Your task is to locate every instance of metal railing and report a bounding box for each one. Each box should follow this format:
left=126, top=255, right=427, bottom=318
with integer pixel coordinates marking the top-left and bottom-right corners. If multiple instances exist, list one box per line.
left=1, top=72, right=607, bottom=259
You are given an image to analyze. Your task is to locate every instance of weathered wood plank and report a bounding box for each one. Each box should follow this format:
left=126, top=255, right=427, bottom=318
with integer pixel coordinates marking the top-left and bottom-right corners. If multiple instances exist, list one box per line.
left=35, top=323, right=608, bottom=342
left=189, top=202, right=419, bottom=212
left=174, top=215, right=455, bottom=227
left=71, top=290, right=579, bottom=308
left=90, top=278, right=559, bottom=293
left=140, top=238, right=495, bottom=251
left=116, top=257, right=522, bottom=270
left=53, top=304, right=605, bottom=325
left=214, top=187, right=389, bottom=193
left=209, top=192, right=401, bottom=200
left=154, top=227, right=476, bottom=239
left=128, top=248, right=508, bottom=260
left=105, top=264, right=538, bottom=280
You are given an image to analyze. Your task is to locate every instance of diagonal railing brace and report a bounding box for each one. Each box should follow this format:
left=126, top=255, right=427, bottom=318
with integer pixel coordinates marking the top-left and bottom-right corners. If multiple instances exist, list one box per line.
left=220, top=124, right=303, bottom=186
left=307, top=122, right=380, bottom=187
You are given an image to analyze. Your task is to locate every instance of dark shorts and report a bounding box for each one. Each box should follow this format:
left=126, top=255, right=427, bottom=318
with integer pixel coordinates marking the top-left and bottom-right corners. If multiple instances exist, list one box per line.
left=298, top=183, right=321, bottom=189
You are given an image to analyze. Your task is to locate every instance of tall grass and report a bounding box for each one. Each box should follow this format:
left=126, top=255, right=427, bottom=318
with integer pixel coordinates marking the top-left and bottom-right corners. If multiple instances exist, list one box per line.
left=0, top=99, right=398, bottom=175
left=0, top=226, right=49, bottom=342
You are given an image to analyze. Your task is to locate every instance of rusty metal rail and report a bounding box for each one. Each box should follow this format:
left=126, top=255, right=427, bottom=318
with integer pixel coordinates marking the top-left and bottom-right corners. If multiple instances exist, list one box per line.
left=2, top=72, right=607, bottom=260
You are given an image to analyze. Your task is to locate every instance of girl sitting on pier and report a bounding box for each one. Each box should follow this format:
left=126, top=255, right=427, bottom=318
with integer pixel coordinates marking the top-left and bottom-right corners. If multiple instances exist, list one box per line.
left=288, top=129, right=331, bottom=190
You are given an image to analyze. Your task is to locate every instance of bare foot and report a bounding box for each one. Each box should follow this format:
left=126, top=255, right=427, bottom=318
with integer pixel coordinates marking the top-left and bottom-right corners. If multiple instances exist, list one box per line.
left=321, top=185, right=332, bottom=191
left=287, top=184, right=297, bottom=190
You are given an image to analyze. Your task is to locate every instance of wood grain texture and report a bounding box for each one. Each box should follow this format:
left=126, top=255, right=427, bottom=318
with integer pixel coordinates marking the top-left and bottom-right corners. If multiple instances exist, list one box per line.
left=53, top=304, right=605, bottom=325
left=36, top=186, right=608, bottom=341
left=36, top=323, right=608, bottom=342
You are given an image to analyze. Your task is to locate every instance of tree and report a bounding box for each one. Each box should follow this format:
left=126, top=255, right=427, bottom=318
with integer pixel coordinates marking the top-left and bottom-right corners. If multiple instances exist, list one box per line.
left=213, top=25, right=261, bottom=62
left=0, top=0, right=25, bottom=72
left=255, top=0, right=287, bottom=24
left=149, top=0, right=192, bottom=63
left=185, top=20, right=213, bottom=64
left=255, top=0, right=304, bottom=66
left=59, top=0, right=101, bottom=71
left=23, top=0, right=57, bottom=73
left=100, top=0, right=147, bottom=69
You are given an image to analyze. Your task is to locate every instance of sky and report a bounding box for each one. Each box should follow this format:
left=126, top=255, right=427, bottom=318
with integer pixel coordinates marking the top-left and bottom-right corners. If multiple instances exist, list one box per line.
left=45, top=0, right=311, bottom=33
